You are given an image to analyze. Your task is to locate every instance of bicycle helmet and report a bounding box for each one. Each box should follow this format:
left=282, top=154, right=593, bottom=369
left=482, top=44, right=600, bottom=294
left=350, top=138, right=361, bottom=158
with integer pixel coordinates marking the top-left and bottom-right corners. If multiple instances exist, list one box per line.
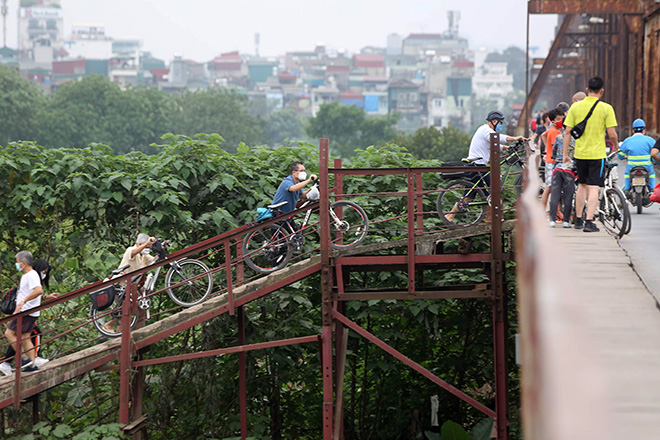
left=632, top=118, right=645, bottom=132
left=486, top=110, right=505, bottom=122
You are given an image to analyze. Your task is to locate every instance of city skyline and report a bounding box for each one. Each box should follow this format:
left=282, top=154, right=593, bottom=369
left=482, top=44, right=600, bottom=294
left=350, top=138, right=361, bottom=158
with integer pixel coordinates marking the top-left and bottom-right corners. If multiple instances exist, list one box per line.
left=3, top=0, right=558, bottom=62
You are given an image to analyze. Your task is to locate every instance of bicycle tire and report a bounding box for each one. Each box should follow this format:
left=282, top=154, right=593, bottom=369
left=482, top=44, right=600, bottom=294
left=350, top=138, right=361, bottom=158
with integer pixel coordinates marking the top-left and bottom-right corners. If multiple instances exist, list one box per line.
left=90, top=300, right=137, bottom=338
left=328, top=200, right=369, bottom=249
left=437, top=179, right=487, bottom=226
left=514, top=174, right=524, bottom=198
left=165, top=259, right=213, bottom=307
left=599, top=187, right=629, bottom=238
left=242, top=224, right=292, bottom=274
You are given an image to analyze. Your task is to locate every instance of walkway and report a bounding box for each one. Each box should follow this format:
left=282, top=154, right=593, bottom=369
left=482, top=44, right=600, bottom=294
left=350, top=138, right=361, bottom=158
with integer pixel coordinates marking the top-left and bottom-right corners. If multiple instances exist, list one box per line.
left=549, top=225, right=660, bottom=438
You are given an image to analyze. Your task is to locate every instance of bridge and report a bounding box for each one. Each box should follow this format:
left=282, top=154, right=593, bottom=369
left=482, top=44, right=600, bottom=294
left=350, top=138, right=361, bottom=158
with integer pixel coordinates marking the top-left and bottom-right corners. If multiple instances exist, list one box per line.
left=4, top=132, right=659, bottom=440
left=2, top=138, right=518, bottom=439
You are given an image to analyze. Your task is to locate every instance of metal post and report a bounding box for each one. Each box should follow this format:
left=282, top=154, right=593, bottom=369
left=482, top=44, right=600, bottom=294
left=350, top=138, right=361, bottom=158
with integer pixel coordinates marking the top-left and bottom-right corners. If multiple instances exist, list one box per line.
left=407, top=170, right=415, bottom=294
left=334, top=158, right=343, bottom=201
left=119, top=280, right=134, bottom=425
left=525, top=0, right=530, bottom=138
left=319, top=138, right=333, bottom=440
left=226, top=240, right=234, bottom=316
left=131, top=349, right=146, bottom=440
left=490, top=134, right=508, bottom=440
left=238, top=306, right=247, bottom=440
left=13, top=314, right=22, bottom=409
left=236, top=238, right=245, bottom=285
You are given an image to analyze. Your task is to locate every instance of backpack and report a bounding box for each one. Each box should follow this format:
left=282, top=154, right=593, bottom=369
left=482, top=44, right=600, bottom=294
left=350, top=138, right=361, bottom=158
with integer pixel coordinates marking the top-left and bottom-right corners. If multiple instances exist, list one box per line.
left=1, top=287, right=17, bottom=315
left=256, top=207, right=273, bottom=222
left=89, top=284, right=117, bottom=311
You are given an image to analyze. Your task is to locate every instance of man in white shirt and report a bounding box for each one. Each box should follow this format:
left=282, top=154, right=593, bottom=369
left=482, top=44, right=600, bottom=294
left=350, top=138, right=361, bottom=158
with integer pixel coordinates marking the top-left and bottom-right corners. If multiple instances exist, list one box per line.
left=102, top=233, right=158, bottom=333
left=4, top=251, right=43, bottom=371
left=444, top=111, right=525, bottom=222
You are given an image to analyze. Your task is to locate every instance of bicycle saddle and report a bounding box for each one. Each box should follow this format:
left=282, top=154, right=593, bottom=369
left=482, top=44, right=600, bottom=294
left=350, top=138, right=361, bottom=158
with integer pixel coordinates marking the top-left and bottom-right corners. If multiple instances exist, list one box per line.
left=463, top=157, right=483, bottom=163
left=112, top=264, right=131, bottom=275
left=268, top=201, right=288, bottom=209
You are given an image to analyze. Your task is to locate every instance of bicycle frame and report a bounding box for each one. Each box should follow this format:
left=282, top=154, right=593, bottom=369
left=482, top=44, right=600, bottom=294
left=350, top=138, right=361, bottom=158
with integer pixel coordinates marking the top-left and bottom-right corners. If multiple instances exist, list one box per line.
left=448, top=146, right=526, bottom=206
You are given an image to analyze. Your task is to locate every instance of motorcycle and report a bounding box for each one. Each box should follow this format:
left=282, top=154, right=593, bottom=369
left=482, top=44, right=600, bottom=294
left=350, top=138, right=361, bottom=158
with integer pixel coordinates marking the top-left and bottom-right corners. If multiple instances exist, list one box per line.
left=629, top=166, right=653, bottom=214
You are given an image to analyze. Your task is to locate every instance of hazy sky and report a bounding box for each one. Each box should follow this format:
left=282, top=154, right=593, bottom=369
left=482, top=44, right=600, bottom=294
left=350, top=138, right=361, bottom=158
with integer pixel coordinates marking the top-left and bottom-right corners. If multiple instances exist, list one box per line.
left=5, top=0, right=559, bottom=61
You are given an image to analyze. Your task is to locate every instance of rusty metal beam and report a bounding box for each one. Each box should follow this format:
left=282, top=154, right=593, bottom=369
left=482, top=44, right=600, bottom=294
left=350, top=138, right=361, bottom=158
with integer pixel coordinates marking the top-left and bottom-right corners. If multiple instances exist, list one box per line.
left=332, top=310, right=497, bottom=419
left=528, top=0, right=644, bottom=14
left=333, top=290, right=493, bottom=300
left=519, top=15, right=575, bottom=135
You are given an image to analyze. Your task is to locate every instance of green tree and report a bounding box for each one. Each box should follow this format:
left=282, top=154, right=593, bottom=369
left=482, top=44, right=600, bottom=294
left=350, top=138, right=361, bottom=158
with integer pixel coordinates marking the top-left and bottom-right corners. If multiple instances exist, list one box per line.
left=306, top=102, right=399, bottom=157
left=265, top=108, right=307, bottom=145
left=34, top=75, right=175, bottom=153
left=173, top=88, right=266, bottom=152
left=395, top=125, right=471, bottom=161
left=0, top=66, right=43, bottom=145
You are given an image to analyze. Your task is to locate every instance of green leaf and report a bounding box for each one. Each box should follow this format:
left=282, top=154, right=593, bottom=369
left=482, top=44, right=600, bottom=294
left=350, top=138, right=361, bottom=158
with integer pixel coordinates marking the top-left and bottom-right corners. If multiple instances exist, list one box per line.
left=440, top=420, right=472, bottom=440
left=112, top=192, right=124, bottom=203
left=222, top=176, right=234, bottom=190
left=470, top=418, right=494, bottom=440
left=121, top=179, right=132, bottom=191
left=52, top=424, right=74, bottom=438
left=153, top=211, right=164, bottom=222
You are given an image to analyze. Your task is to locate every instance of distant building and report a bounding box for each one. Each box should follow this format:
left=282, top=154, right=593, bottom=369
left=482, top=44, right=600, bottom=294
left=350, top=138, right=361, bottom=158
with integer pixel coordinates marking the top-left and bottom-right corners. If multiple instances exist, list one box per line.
left=387, top=33, right=403, bottom=56
left=402, top=33, right=469, bottom=59
left=472, top=49, right=513, bottom=108
left=63, top=24, right=113, bottom=60
left=388, top=78, right=421, bottom=132
left=17, top=0, right=64, bottom=65
left=311, top=86, right=339, bottom=116
left=352, top=54, right=385, bottom=77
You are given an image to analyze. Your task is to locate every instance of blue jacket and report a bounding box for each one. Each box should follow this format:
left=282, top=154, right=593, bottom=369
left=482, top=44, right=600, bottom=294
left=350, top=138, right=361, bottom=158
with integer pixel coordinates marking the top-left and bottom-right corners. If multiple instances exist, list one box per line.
left=618, top=133, right=655, bottom=166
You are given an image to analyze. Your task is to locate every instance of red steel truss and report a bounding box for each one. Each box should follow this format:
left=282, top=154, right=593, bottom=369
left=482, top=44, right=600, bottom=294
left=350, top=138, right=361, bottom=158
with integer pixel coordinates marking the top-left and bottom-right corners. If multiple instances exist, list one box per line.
left=0, top=137, right=513, bottom=440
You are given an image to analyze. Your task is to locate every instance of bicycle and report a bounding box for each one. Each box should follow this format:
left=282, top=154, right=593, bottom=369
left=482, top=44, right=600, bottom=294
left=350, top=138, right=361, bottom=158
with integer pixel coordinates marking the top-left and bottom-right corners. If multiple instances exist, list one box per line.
left=436, top=139, right=528, bottom=227
left=242, top=180, right=369, bottom=274
left=597, top=149, right=631, bottom=237
left=90, top=239, right=214, bottom=337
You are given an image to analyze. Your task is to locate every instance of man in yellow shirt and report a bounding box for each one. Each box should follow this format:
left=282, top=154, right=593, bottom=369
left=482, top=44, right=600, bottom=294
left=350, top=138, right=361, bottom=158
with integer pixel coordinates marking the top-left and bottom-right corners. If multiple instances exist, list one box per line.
left=562, top=76, right=618, bottom=232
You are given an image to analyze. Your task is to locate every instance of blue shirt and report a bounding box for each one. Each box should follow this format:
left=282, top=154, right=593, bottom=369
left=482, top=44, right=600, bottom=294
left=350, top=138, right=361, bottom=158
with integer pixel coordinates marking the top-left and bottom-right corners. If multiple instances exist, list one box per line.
left=272, top=175, right=302, bottom=214
left=618, top=133, right=656, bottom=165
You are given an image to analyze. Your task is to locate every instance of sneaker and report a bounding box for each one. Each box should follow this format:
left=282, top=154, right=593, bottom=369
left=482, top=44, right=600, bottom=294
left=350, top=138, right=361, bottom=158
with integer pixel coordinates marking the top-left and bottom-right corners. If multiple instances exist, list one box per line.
left=574, top=218, right=584, bottom=229
left=563, top=222, right=572, bottom=228
left=0, top=362, right=12, bottom=376
left=20, top=358, right=34, bottom=370
left=22, top=364, right=38, bottom=372
left=549, top=221, right=556, bottom=228
left=34, top=357, right=49, bottom=368
left=583, top=220, right=600, bottom=233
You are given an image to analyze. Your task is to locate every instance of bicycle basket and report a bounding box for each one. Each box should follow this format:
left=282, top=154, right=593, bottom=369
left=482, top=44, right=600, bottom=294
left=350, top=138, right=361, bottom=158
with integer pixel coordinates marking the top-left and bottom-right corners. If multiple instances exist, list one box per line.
left=439, top=161, right=477, bottom=179
left=90, top=284, right=118, bottom=311
left=256, top=207, right=273, bottom=222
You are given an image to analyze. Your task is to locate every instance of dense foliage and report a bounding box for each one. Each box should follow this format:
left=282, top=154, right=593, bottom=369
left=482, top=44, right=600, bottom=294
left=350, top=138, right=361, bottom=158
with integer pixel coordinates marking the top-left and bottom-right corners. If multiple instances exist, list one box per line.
left=394, top=125, right=472, bottom=162
left=0, top=136, right=519, bottom=439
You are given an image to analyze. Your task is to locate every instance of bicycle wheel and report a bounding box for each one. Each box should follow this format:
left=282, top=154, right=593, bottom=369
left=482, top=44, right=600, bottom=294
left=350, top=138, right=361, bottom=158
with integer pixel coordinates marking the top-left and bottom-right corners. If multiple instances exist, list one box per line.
left=599, top=187, right=629, bottom=238
left=165, top=259, right=213, bottom=307
left=327, top=200, right=369, bottom=249
left=514, top=174, right=524, bottom=198
left=90, top=296, right=137, bottom=338
left=242, top=224, right=292, bottom=274
left=437, top=179, right=487, bottom=226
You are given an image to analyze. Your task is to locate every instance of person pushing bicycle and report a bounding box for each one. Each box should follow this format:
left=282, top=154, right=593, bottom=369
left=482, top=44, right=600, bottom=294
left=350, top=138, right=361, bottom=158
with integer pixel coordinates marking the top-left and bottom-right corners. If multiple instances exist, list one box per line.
left=444, top=110, right=526, bottom=223
left=272, top=162, right=318, bottom=215
left=102, top=233, right=159, bottom=333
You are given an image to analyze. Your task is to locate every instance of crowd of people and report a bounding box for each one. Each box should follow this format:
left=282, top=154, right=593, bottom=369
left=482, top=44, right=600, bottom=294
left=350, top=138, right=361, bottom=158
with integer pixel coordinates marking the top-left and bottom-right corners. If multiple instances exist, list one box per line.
left=530, top=76, right=660, bottom=230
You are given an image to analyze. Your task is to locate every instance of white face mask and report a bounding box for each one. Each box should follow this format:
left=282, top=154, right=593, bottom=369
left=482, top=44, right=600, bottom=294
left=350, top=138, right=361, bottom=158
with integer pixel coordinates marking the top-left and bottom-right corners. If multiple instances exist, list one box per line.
left=141, top=248, right=151, bottom=256
left=297, top=171, right=308, bottom=181
left=40, top=272, right=47, bottom=280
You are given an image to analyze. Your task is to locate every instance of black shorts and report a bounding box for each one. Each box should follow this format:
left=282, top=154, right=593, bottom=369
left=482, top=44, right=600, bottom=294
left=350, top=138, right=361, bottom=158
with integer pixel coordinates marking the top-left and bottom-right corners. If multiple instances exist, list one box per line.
left=8, top=315, right=38, bottom=334
left=575, top=158, right=605, bottom=186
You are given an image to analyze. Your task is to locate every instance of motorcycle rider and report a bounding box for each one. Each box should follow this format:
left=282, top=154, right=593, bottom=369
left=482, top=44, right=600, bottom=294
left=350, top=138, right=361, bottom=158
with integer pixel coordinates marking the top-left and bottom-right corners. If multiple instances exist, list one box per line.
left=618, top=118, right=656, bottom=199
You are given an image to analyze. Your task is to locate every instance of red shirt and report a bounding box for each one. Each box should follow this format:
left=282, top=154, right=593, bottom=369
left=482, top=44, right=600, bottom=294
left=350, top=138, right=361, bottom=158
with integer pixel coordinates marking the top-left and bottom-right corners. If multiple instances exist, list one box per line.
left=545, top=125, right=561, bottom=163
